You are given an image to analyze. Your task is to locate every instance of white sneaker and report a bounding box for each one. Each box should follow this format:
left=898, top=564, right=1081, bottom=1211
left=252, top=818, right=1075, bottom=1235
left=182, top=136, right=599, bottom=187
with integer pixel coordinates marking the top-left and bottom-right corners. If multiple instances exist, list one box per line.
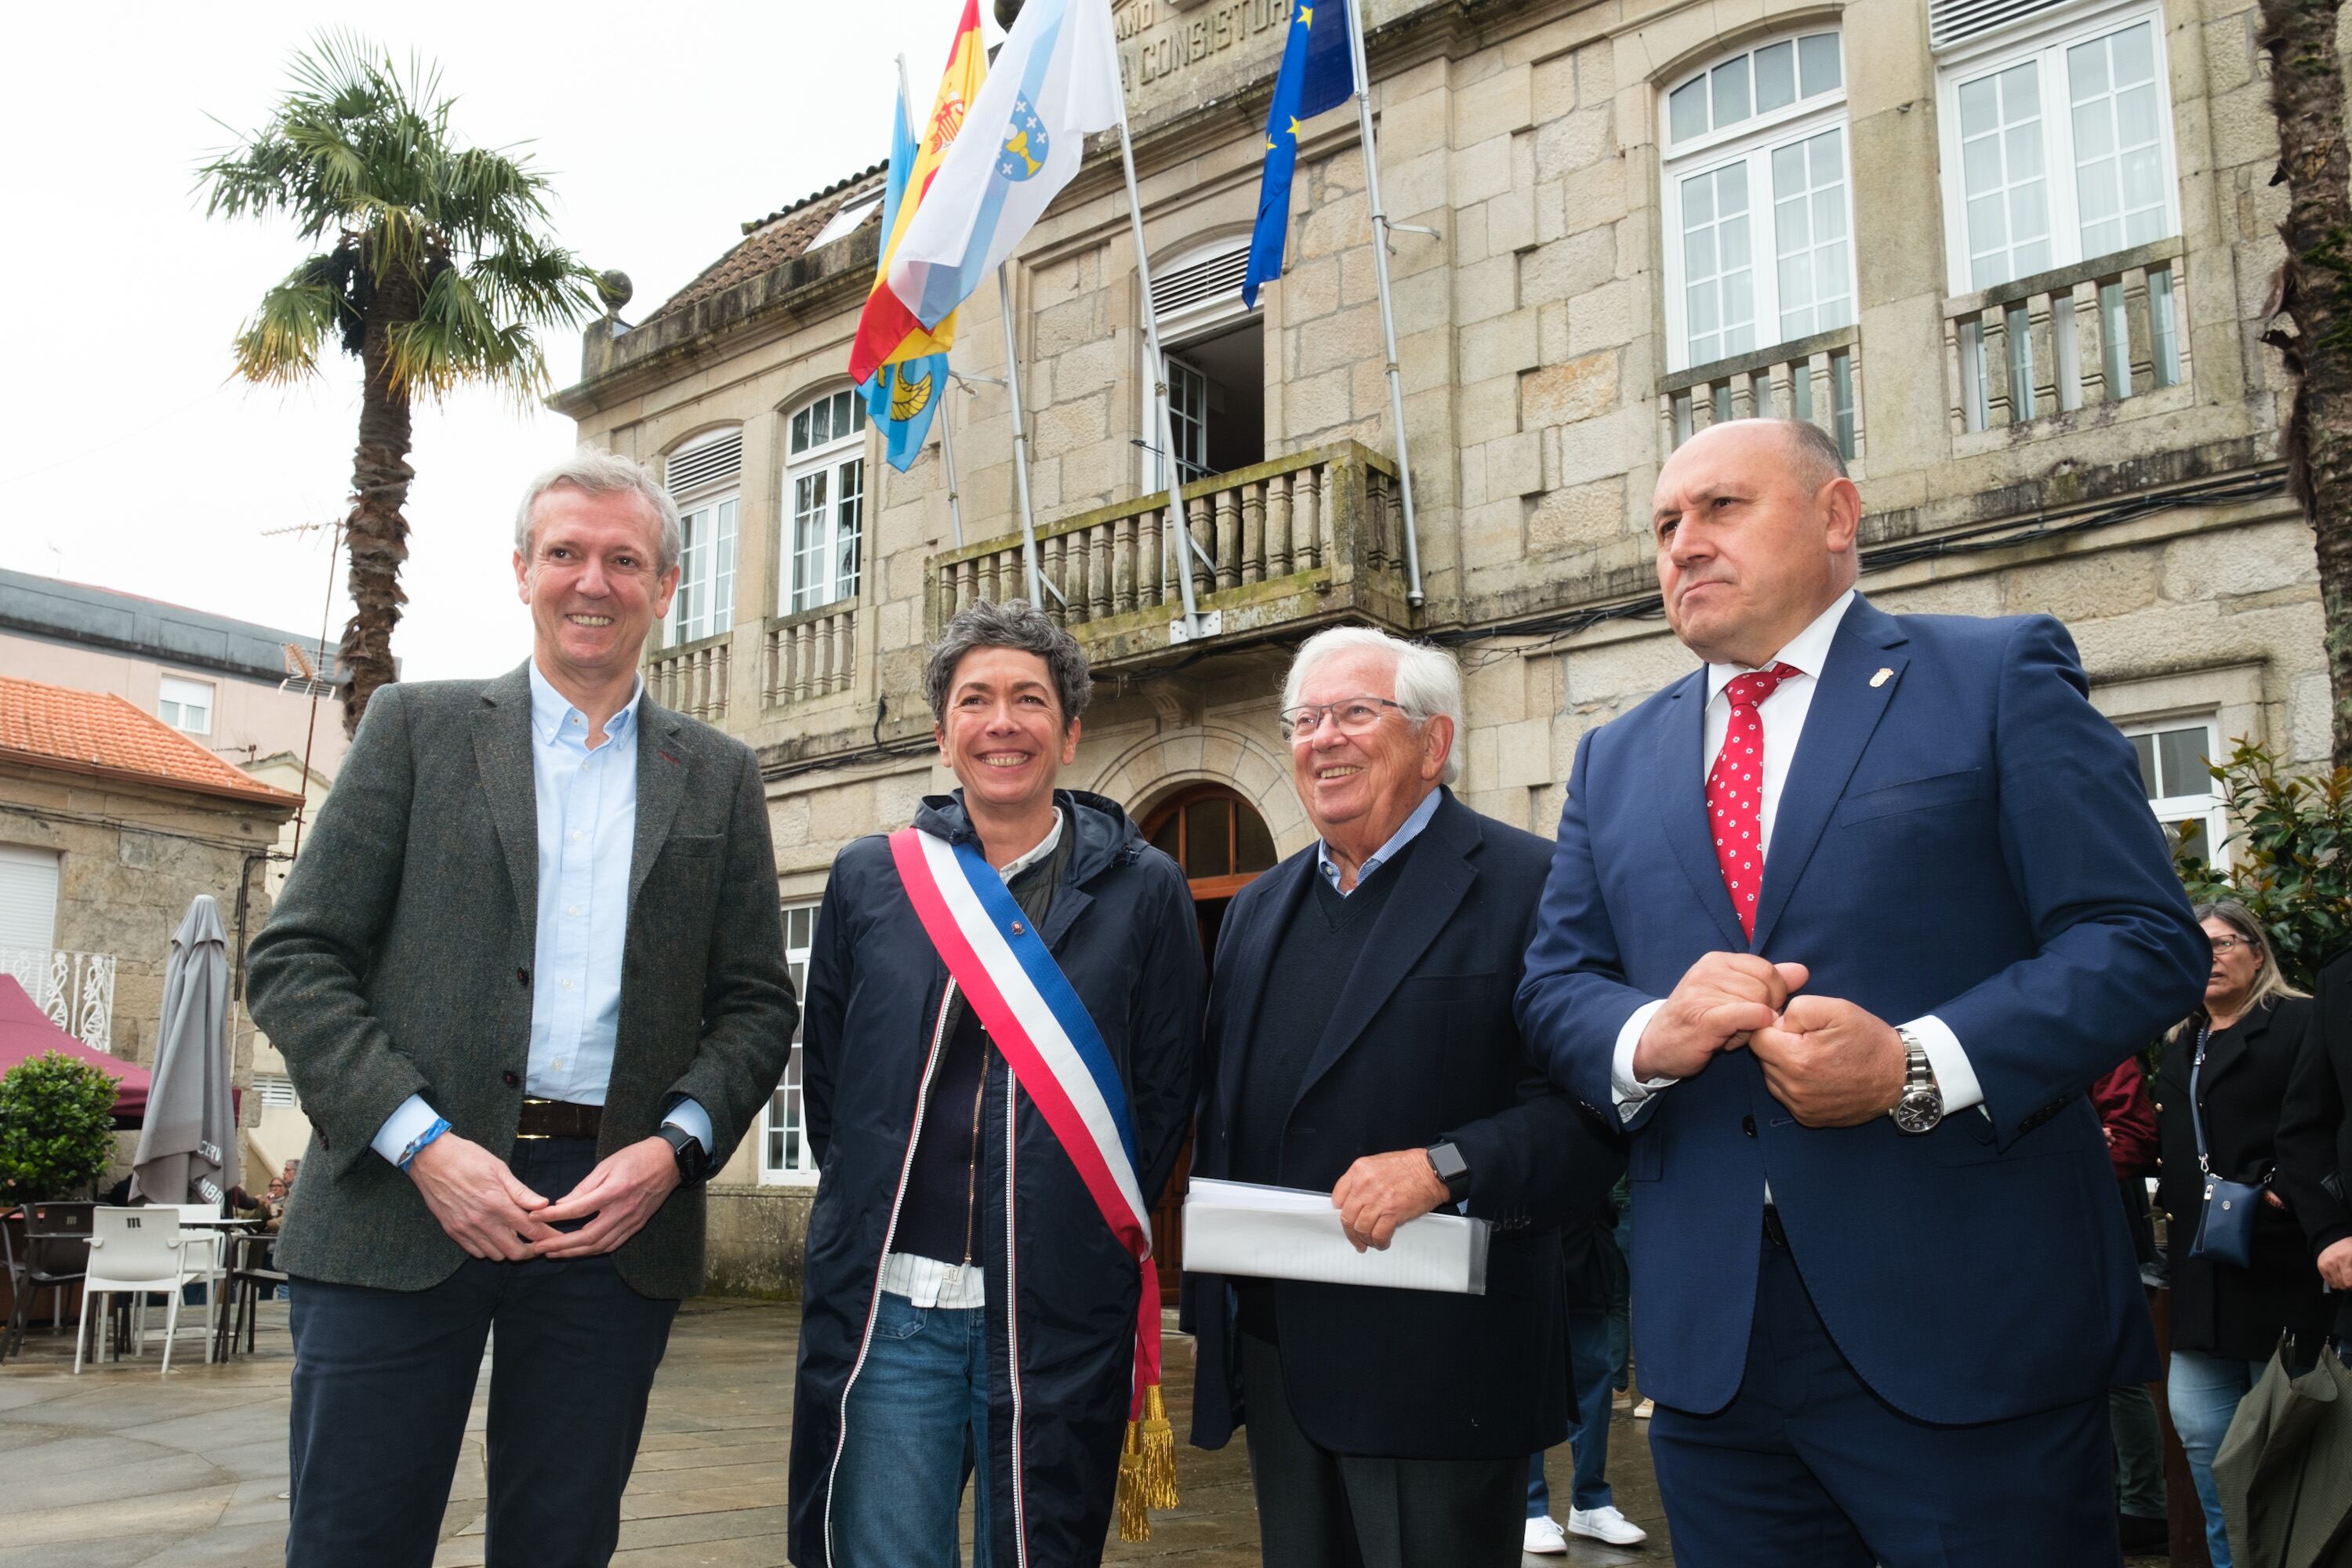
left=1568, top=1505, right=1650, bottom=1546
left=1632, top=1398, right=1655, bottom=1418
left=1523, top=1515, right=1568, bottom=1555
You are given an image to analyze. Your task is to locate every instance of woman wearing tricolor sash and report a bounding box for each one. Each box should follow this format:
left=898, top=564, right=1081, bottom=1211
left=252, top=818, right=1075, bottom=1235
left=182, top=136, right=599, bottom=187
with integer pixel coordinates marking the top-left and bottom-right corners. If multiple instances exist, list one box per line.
left=786, top=601, right=1205, bottom=1568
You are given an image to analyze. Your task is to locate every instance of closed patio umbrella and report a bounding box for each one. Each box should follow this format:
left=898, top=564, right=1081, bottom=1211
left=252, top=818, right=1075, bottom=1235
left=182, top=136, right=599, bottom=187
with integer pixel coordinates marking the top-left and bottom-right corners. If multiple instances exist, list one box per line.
left=2213, top=1344, right=2352, bottom=1568
left=130, top=895, right=237, bottom=1207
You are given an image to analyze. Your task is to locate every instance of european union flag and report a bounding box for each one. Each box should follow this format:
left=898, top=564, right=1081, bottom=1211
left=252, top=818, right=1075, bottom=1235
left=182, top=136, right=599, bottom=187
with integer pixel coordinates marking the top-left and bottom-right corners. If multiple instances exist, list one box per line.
left=865, top=79, right=947, bottom=472
left=1241, top=1, right=1358, bottom=308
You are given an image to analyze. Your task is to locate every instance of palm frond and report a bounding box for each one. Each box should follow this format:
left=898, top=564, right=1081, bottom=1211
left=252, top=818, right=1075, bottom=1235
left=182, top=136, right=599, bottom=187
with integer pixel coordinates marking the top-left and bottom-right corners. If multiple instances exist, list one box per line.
left=229, top=267, right=343, bottom=386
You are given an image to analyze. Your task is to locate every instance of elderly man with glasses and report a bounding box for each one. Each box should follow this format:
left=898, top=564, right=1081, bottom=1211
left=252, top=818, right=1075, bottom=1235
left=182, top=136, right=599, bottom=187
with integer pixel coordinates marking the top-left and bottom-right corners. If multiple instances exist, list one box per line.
left=1182, top=626, right=1624, bottom=1568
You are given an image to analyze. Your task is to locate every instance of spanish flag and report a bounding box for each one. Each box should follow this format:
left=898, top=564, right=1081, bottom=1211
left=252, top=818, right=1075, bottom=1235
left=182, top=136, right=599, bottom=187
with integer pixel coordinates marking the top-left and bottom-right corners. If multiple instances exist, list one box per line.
left=848, top=0, right=986, bottom=385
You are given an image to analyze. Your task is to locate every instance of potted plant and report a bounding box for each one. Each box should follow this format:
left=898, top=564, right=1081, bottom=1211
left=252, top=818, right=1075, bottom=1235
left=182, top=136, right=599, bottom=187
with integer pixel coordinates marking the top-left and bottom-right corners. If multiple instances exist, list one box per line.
left=0, top=1051, right=122, bottom=1206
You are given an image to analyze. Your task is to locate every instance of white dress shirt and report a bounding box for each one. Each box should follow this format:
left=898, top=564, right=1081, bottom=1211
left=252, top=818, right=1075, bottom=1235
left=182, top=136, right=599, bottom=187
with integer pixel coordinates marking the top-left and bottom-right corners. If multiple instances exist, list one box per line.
left=1610, top=590, right=1984, bottom=1120
left=879, top=807, right=1067, bottom=1310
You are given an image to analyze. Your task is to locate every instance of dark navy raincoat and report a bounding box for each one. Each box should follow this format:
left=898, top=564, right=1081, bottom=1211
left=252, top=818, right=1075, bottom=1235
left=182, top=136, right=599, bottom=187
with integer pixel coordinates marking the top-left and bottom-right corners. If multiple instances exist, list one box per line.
left=786, top=789, right=1204, bottom=1567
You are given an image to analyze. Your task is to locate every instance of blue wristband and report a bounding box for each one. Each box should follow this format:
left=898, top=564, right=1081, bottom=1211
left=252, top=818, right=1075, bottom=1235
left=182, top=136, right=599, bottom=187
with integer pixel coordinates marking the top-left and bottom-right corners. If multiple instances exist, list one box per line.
left=398, top=1117, right=452, bottom=1171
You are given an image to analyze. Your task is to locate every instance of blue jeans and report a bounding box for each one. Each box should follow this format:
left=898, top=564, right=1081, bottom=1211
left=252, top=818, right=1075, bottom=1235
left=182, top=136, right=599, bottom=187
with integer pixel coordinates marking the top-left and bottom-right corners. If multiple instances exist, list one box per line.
left=1527, top=1308, right=1617, bottom=1518
left=2167, top=1351, right=2267, bottom=1568
left=829, top=1291, right=991, bottom=1568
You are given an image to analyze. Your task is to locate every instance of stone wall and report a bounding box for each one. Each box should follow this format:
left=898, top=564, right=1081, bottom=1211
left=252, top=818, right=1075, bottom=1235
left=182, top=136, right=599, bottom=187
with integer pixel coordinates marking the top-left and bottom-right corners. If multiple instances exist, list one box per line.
left=0, top=761, right=289, bottom=1144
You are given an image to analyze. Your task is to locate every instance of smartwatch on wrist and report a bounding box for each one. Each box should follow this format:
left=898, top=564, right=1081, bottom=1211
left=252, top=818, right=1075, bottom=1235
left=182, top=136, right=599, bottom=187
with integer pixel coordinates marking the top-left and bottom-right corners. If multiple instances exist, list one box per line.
left=1425, top=1141, right=1472, bottom=1204
left=658, top=1124, right=710, bottom=1185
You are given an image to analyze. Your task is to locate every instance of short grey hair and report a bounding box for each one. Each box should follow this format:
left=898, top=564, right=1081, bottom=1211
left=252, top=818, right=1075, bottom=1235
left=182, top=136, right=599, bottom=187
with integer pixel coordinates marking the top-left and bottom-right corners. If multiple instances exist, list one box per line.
left=514, top=448, right=683, bottom=576
left=1282, top=625, right=1465, bottom=786
left=924, top=601, right=1091, bottom=728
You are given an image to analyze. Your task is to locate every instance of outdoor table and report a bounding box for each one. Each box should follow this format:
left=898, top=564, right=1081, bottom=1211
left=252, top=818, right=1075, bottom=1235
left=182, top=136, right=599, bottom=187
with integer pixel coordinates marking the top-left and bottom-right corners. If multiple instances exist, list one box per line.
left=176, top=1217, right=261, bottom=1363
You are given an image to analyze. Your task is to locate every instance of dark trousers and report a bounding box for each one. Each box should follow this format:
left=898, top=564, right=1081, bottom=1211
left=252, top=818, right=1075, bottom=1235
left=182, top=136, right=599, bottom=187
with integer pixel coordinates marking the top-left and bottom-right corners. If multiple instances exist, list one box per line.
left=1649, top=1240, right=2118, bottom=1568
left=1239, top=1330, right=1521, bottom=1568
left=284, top=1138, right=681, bottom=1568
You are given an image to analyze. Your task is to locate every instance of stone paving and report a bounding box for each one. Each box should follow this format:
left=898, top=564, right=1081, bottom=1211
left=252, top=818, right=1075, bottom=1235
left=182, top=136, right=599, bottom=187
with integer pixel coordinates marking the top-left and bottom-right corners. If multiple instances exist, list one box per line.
left=0, top=1298, right=2169, bottom=1567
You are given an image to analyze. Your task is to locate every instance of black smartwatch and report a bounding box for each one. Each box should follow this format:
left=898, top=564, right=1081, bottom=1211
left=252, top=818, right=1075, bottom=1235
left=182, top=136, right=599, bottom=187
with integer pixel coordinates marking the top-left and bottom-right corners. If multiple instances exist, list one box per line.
left=658, top=1123, right=710, bottom=1185
left=1425, top=1141, right=1472, bottom=1204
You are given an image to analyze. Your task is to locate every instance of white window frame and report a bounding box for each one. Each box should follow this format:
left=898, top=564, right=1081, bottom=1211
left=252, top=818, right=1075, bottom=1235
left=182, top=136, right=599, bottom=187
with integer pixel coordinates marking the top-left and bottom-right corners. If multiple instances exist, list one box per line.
left=158, top=674, right=215, bottom=736
left=761, top=898, right=823, bottom=1185
left=1140, top=237, right=1255, bottom=492
left=666, top=495, right=739, bottom=646
left=1934, top=0, right=2180, bottom=297
left=2122, top=715, right=2228, bottom=870
left=782, top=390, right=869, bottom=615
left=1661, top=30, right=1856, bottom=374
left=0, top=843, right=61, bottom=953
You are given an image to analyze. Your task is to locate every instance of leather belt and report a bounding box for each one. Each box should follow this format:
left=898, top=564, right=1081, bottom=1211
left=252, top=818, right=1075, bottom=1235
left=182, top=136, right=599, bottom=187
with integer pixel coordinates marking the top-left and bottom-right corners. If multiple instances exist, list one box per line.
left=515, top=1098, right=602, bottom=1140
left=1762, top=1204, right=1789, bottom=1250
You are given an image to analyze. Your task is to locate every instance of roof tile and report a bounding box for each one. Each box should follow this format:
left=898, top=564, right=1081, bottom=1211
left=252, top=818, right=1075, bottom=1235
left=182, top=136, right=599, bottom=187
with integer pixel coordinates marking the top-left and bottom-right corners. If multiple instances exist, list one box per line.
left=651, top=163, right=888, bottom=324
left=0, top=677, right=304, bottom=808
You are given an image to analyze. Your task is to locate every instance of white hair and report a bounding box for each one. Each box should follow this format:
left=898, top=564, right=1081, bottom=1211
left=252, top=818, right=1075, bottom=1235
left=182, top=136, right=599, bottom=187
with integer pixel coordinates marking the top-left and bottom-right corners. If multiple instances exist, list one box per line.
left=1282, top=626, right=1465, bottom=786
left=513, top=448, right=683, bottom=576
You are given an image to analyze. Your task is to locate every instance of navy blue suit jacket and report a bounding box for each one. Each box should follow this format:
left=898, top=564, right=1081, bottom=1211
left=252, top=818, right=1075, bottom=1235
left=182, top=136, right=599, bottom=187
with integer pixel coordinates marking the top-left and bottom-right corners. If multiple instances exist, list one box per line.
left=1515, top=596, right=2205, bottom=1425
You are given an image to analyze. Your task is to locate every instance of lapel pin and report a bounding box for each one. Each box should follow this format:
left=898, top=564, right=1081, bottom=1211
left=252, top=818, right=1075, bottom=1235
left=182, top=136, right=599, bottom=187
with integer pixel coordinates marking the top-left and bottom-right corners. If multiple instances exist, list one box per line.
left=1870, top=667, right=1893, bottom=688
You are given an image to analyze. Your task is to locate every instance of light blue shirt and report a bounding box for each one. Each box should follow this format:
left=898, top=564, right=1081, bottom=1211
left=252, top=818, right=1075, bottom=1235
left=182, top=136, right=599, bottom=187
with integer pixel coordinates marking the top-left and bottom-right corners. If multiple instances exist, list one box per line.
left=1316, top=786, right=1443, bottom=895
left=372, top=662, right=710, bottom=1167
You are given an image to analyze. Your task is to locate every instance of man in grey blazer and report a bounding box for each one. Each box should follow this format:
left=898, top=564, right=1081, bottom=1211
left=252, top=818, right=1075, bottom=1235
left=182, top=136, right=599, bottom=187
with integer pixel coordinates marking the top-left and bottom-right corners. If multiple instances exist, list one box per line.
left=248, top=450, right=797, bottom=1568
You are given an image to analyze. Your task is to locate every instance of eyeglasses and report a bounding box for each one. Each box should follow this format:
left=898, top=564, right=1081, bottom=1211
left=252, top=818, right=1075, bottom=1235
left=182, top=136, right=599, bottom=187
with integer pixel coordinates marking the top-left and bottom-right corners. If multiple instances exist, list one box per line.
left=2209, top=935, right=2248, bottom=956
left=1278, top=696, right=1409, bottom=741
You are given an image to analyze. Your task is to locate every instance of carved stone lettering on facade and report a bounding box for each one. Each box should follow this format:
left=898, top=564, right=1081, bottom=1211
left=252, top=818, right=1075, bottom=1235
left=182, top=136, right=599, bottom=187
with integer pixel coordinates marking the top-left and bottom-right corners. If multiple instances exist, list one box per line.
left=1116, top=0, right=1294, bottom=95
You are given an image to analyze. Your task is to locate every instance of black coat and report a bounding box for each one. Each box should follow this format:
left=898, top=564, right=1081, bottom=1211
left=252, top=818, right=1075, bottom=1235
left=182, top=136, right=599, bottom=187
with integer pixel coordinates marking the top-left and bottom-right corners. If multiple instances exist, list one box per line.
left=1183, top=790, right=1627, bottom=1459
left=2279, top=955, right=2352, bottom=1340
left=2154, top=996, right=2334, bottom=1361
left=786, top=792, right=1204, bottom=1568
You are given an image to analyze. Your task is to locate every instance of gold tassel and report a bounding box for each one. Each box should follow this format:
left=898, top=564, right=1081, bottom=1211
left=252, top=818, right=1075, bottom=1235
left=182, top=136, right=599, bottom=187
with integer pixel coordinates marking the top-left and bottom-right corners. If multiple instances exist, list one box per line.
left=1138, top=1383, right=1179, bottom=1508
left=1116, top=1419, right=1151, bottom=1541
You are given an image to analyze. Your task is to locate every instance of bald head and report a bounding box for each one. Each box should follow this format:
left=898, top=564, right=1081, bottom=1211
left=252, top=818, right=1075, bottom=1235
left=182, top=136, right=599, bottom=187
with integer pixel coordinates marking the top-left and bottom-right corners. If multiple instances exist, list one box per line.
left=1650, top=419, right=1863, bottom=667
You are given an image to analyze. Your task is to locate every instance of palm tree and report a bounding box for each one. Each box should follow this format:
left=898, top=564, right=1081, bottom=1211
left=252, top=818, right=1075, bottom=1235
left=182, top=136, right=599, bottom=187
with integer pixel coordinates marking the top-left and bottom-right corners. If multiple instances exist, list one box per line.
left=199, top=34, right=600, bottom=733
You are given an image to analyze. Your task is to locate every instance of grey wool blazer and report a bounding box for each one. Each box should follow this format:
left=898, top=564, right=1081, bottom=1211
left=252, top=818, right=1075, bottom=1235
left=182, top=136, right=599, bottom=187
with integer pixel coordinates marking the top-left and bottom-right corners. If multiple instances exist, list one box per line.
left=246, top=662, right=799, bottom=1298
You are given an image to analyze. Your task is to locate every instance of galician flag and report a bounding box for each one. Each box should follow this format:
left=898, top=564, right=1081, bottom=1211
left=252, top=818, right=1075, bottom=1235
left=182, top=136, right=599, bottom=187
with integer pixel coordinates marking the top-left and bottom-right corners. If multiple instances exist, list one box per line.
left=1241, top=0, right=1358, bottom=307
left=847, top=0, right=986, bottom=385
left=884, top=0, right=1121, bottom=332
left=865, top=79, right=950, bottom=471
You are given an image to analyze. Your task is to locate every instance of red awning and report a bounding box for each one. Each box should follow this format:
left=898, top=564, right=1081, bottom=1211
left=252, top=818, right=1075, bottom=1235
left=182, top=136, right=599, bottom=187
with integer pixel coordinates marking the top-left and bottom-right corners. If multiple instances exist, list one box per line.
left=0, top=974, right=149, bottom=1119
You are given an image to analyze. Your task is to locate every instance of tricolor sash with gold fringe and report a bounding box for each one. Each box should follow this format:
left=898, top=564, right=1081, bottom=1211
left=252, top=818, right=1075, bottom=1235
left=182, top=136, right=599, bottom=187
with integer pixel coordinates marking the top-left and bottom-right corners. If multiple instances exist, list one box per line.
left=888, top=826, right=1178, bottom=1540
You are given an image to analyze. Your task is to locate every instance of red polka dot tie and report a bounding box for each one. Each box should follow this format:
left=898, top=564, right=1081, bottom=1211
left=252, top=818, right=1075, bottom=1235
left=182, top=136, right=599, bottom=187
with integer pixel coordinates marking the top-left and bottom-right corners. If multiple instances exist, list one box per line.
left=1710, top=663, right=1800, bottom=939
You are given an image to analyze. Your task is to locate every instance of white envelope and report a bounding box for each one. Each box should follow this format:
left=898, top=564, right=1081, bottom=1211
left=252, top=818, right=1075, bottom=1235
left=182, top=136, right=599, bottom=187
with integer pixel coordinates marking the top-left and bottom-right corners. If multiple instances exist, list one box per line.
left=1181, top=1177, right=1490, bottom=1295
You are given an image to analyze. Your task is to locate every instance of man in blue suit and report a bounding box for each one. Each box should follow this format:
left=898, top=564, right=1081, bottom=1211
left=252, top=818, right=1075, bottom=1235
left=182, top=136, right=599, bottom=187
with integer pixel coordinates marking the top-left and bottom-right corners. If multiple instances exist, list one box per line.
left=1516, top=419, right=2207, bottom=1566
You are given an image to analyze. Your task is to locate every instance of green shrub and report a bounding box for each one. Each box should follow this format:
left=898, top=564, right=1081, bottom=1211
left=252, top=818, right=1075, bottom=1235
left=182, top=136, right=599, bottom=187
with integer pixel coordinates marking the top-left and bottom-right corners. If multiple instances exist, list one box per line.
left=0, top=1052, right=121, bottom=1205
left=2173, top=738, right=2352, bottom=992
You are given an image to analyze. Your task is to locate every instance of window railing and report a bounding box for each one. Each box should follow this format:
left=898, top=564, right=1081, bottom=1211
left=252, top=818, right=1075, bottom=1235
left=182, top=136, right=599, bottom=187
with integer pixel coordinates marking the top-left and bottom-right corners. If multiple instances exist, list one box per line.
left=764, top=601, right=857, bottom=705
left=0, top=948, right=117, bottom=1054
left=1944, top=240, right=2186, bottom=435
left=1661, top=325, right=1863, bottom=462
left=646, top=638, right=730, bottom=723
left=929, top=441, right=1406, bottom=662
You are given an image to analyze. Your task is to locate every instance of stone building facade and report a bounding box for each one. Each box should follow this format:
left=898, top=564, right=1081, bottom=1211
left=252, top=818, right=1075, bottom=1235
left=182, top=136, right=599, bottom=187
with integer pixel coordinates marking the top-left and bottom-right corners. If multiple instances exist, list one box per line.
left=552, top=0, right=2316, bottom=1296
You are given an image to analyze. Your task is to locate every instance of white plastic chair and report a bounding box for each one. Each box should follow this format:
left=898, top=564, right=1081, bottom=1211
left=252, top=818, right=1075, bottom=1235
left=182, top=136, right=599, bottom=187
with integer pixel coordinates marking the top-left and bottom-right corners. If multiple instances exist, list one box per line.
left=167, top=1202, right=229, bottom=1363
left=76, top=1207, right=188, bottom=1374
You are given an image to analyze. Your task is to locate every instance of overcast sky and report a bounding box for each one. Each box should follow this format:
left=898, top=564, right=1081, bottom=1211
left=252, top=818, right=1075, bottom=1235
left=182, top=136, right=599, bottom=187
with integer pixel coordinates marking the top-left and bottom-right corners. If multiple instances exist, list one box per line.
left=0, top=2, right=1004, bottom=681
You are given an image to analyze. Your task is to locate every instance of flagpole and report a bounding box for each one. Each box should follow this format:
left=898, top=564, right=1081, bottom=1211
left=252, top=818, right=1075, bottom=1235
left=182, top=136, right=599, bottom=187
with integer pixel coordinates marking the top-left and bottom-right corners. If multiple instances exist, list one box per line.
left=937, top=387, right=967, bottom=546
left=891, top=52, right=968, bottom=551
left=996, top=266, right=1045, bottom=605
left=1102, top=27, right=1207, bottom=639
left=1344, top=0, right=1425, bottom=609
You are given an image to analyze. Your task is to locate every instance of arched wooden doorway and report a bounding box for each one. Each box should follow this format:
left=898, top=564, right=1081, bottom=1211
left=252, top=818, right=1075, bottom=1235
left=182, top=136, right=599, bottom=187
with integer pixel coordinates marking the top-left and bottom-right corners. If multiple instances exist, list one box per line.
left=1142, top=784, right=1281, bottom=1303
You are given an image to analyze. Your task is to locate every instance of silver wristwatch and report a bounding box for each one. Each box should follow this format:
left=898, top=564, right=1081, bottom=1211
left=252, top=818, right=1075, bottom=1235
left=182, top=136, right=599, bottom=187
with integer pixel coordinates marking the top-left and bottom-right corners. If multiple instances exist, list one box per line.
left=1889, top=1027, right=1944, bottom=1134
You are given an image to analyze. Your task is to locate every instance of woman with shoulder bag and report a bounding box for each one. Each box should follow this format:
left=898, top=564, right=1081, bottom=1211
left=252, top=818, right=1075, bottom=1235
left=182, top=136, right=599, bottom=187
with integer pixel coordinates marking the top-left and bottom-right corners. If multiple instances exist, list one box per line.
left=2154, top=900, right=2333, bottom=1568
